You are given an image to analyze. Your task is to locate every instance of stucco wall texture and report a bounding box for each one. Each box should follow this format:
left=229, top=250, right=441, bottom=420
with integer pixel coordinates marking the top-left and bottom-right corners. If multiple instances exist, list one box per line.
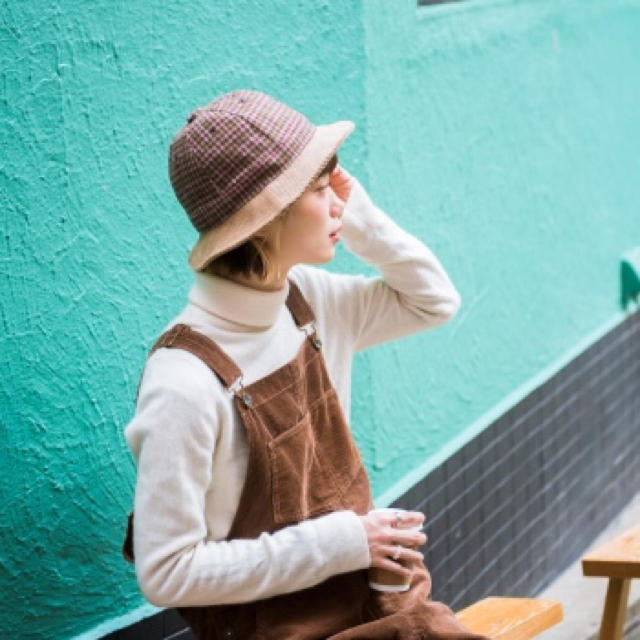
left=1, top=0, right=638, bottom=638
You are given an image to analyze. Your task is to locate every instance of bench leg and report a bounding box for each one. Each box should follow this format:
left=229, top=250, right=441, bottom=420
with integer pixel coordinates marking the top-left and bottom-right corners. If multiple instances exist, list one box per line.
left=598, top=577, right=630, bottom=640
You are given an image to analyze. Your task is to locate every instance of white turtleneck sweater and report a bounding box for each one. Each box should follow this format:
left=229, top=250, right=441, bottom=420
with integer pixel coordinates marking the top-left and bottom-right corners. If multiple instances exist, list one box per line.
left=124, top=176, right=461, bottom=608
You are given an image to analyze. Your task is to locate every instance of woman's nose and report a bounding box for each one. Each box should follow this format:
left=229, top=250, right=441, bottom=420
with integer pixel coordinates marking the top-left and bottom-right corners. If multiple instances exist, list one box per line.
left=330, top=195, right=344, bottom=218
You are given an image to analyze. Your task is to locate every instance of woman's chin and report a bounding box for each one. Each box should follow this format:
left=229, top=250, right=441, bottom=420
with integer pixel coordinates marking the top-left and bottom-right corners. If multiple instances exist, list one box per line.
left=303, top=248, right=336, bottom=264
left=322, top=249, right=337, bottom=263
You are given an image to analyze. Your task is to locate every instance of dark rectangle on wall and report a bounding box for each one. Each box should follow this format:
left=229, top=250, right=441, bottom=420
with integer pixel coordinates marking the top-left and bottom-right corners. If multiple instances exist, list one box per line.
left=104, top=310, right=639, bottom=638
left=418, top=0, right=467, bottom=6
left=392, top=309, right=640, bottom=612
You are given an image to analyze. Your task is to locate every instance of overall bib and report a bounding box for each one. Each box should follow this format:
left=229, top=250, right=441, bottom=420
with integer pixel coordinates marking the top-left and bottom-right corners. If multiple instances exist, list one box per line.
left=123, top=279, right=486, bottom=640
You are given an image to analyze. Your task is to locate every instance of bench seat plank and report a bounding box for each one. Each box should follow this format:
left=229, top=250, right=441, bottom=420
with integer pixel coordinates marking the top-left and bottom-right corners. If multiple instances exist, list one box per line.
left=581, top=525, right=640, bottom=579
left=456, top=597, right=563, bottom=640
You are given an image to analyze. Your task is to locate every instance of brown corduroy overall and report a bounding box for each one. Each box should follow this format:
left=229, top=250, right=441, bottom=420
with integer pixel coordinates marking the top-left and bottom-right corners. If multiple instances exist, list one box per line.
left=123, top=280, right=486, bottom=640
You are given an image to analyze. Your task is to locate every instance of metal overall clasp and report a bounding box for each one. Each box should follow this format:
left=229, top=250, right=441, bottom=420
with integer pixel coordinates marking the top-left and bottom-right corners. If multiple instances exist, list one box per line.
left=301, top=321, right=322, bottom=350
left=229, top=374, right=253, bottom=408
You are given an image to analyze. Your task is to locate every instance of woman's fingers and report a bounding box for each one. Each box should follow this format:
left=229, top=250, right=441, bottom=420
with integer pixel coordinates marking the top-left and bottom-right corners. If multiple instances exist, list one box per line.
left=375, top=509, right=426, bottom=528
left=370, top=545, right=425, bottom=577
left=393, top=511, right=426, bottom=528
left=379, top=545, right=424, bottom=563
left=358, top=510, right=429, bottom=571
left=384, top=525, right=428, bottom=549
left=331, top=163, right=351, bottom=180
left=365, top=511, right=428, bottom=547
left=329, top=164, right=353, bottom=202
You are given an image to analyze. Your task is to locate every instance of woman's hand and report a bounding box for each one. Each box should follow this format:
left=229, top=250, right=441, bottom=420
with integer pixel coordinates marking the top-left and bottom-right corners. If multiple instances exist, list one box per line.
left=329, top=163, right=354, bottom=203
left=358, top=510, right=427, bottom=578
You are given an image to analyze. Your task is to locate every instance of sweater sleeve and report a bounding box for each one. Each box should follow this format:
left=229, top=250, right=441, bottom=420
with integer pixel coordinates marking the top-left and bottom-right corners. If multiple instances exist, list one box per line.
left=330, top=176, right=462, bottom=352
left=124, top=349, right=371, bottom=608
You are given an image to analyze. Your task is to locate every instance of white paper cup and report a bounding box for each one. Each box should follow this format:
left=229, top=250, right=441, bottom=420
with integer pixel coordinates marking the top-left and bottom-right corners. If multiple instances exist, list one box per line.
left=367, top=507, right=423, bottom=593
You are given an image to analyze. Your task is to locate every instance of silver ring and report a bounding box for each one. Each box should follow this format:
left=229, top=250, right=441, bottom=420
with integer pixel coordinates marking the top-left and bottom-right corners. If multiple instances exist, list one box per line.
left=392, top=545, right=402, bottom=561
left=394, top=511, right=403, bottom=527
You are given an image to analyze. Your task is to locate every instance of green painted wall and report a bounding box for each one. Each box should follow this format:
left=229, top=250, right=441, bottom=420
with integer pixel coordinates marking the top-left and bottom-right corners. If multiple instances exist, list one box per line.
left=360, top=0, right=640, bottom=502
left=1, top=0, right=638, bottom=637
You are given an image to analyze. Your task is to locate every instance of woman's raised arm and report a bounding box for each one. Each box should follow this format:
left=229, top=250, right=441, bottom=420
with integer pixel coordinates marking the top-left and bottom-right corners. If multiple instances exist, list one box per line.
left=296, top=173, right=461, bottom=353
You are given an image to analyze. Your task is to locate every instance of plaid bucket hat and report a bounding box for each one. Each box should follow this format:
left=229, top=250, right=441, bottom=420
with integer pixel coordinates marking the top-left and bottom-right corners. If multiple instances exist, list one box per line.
left=168, top=89, right=355, bottom=271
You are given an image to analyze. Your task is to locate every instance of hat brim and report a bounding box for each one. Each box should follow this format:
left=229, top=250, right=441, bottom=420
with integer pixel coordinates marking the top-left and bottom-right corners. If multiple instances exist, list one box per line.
left=188, top=119, right=355, bottom=271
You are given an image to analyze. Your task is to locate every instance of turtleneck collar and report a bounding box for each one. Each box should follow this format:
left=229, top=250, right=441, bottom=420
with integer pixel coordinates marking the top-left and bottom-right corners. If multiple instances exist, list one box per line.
left=188, top=271, right=291, bottom=330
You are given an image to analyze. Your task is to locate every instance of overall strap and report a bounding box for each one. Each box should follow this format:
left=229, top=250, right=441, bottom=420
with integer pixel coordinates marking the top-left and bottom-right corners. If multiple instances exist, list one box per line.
left=134, top=279, right=318, bottom=406
left=285, top=278, right=316, bottom=327
left=134, top=323, right=243, bottom=405
left=285, top=279, right=323, bottom=350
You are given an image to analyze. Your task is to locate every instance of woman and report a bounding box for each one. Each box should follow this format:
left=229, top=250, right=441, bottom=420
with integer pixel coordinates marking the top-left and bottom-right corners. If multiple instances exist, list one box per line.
left=123, top=89, right=486, bottom=639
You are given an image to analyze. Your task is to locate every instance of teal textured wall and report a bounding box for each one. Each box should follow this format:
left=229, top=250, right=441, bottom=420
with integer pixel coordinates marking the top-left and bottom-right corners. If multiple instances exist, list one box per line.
left=1, top=0, right=638, bottom=637
left=1, top=2, right=366, bottom=638
left=359, top=0, right=640, bottom=501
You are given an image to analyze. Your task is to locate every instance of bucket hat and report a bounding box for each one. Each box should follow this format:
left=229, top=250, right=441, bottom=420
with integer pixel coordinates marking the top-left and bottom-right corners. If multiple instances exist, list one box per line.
left=168, top=89, right=355, bottom=271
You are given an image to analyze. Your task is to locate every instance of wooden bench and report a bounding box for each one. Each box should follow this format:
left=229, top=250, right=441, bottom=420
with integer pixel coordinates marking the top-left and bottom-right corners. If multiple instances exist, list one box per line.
left=582, top=524, right=640, bottom=640
left=456, top=597, right=563, bottom=639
